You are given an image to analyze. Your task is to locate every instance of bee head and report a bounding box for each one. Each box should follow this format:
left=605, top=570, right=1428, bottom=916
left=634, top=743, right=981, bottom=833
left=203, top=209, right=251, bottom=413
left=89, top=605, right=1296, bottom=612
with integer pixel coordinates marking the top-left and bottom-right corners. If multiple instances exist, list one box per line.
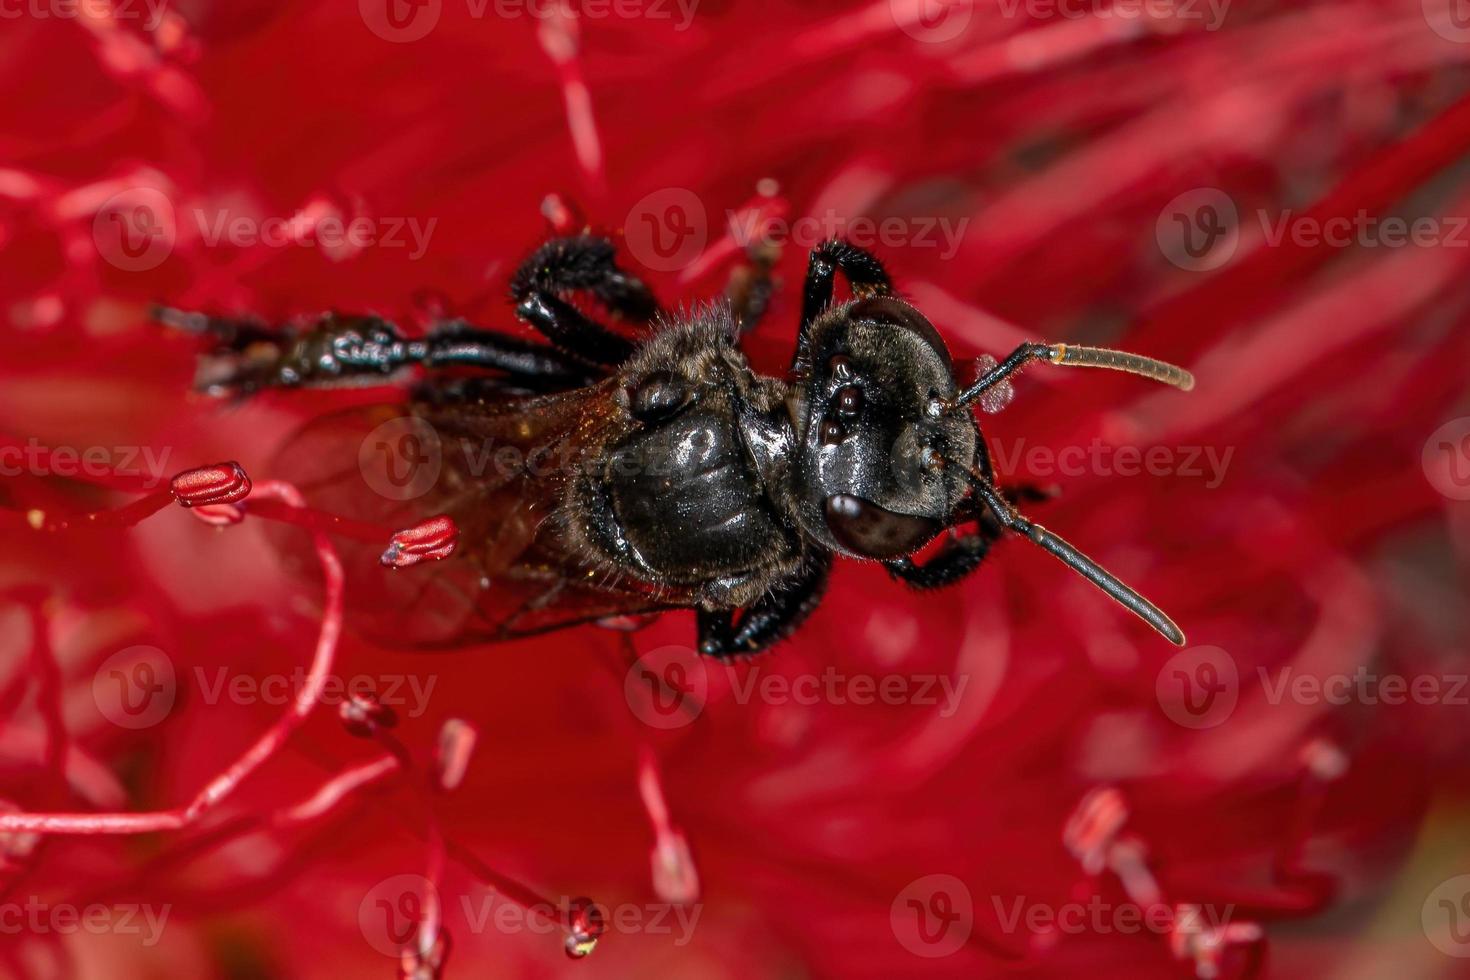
left=788, top=296, right=977, bottom=560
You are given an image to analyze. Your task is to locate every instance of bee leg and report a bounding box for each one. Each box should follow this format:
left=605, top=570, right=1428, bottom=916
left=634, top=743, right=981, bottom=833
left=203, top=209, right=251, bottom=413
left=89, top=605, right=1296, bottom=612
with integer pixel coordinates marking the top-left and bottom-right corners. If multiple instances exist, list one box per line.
left=695, top=554, right=831, bottom=659
left=725, top=238, right=781, bottom=336
left=886, top=482, right=1053, bottom=589
left=885, top=524, right=999, bottom=590
left=791, top=240, right=894, bottom=372
left=161, top=307, right=587, bottom=395
left=419, top=320, right=590, bottom=382
left=511, top=235, right=660, bottom=368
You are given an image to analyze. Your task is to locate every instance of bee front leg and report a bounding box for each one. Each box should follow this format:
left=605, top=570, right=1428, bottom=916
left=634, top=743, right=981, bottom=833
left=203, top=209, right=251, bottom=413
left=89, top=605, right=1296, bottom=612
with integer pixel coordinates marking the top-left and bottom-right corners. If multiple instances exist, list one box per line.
left=885, top=526, right=998, bottom=590
left=695, top=553, right=831, bottom=659
left=791, top=240, right=894, bottom=373
left=885, top=483, right=1055, bottom=589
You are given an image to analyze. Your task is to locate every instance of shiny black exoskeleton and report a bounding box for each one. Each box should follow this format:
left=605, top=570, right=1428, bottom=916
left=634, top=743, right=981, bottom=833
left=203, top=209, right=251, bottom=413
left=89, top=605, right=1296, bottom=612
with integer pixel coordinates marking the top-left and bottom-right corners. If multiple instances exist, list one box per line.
left=169, top=235, right=1194, bottom=657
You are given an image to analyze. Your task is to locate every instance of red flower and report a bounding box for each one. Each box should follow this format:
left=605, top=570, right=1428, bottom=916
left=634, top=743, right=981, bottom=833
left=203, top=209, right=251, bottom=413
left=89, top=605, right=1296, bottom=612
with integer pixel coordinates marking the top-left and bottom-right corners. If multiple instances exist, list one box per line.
left=3, top=2, right=1469, bottom=977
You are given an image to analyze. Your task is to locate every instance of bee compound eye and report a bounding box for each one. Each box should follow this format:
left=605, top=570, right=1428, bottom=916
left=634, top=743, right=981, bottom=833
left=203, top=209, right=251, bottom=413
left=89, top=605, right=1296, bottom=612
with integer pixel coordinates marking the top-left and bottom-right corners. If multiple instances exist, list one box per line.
left=823, top=494, right=941, bottom=559
left=629, top=370, right=689, bottom=423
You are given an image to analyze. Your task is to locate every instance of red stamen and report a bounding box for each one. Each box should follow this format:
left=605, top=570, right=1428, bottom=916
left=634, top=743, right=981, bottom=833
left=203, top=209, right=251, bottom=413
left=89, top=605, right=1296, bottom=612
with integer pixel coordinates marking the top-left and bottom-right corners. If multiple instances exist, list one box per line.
left=273, top=756, right=400, bottom=827
left=434, top=719, right=478, bottom=792
left=0, top=480, right=343, bottom=836
left=638, top=747, right=700, bottom=904
left=381, top=515, right=459, bottom=569
left=170, top=460, right=251, bottom=507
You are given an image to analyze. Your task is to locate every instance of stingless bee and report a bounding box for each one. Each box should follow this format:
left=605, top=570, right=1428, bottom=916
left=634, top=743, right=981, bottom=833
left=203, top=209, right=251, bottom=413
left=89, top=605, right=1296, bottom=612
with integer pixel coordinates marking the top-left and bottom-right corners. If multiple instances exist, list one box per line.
left=161, top=235, right=1194, bottom=656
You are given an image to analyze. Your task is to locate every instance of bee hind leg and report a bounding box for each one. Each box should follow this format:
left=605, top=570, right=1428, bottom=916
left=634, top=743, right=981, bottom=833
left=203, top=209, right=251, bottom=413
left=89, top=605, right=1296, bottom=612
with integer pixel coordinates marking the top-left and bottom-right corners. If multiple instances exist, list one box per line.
left=159, top=307, right=588, bottom=396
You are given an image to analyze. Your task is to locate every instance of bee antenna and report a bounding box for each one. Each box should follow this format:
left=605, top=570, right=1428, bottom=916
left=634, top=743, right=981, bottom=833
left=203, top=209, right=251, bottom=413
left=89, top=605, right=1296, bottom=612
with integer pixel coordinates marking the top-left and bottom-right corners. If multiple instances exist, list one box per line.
left=949, top=342, right=1194, bottom=412
left=966, top=468, right=1185, bottom=646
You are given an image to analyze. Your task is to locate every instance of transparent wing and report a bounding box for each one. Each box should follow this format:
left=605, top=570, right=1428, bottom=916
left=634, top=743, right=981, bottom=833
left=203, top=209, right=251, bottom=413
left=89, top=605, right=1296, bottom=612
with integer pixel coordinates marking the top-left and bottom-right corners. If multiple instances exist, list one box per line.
left=266, top=383, right=695, bottom=648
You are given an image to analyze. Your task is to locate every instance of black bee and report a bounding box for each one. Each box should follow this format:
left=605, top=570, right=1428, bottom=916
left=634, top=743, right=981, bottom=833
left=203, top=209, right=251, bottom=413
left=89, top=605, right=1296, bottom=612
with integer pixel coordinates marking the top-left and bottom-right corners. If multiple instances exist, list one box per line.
left=163, top=236, right=1194, bottom=656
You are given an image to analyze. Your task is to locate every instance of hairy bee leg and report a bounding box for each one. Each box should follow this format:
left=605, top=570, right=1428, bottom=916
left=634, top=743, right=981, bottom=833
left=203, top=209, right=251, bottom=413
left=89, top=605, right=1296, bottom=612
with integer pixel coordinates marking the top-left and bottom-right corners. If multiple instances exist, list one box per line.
left=885, top=525, right=999, bottom=590
left=884, top=482, right=1055, bottom=589
left=510, top=235, right=660, bottom=368
left=695, top=554, right=831, bottom=659
left=791, top=240, right=894, bottom=373
left=161, top=308, right=587, bottom=395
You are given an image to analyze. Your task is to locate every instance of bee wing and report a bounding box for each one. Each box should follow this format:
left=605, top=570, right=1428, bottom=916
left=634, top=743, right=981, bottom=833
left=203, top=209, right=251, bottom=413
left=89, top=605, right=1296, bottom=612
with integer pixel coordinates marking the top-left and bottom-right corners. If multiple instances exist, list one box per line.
left=266, top=384, right=694, bottom=648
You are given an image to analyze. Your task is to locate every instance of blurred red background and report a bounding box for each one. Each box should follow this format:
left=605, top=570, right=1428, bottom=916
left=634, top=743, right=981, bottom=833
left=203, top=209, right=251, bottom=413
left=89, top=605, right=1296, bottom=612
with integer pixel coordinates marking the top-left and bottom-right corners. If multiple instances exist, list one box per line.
left=3, top=1, right=1470, bottom=977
